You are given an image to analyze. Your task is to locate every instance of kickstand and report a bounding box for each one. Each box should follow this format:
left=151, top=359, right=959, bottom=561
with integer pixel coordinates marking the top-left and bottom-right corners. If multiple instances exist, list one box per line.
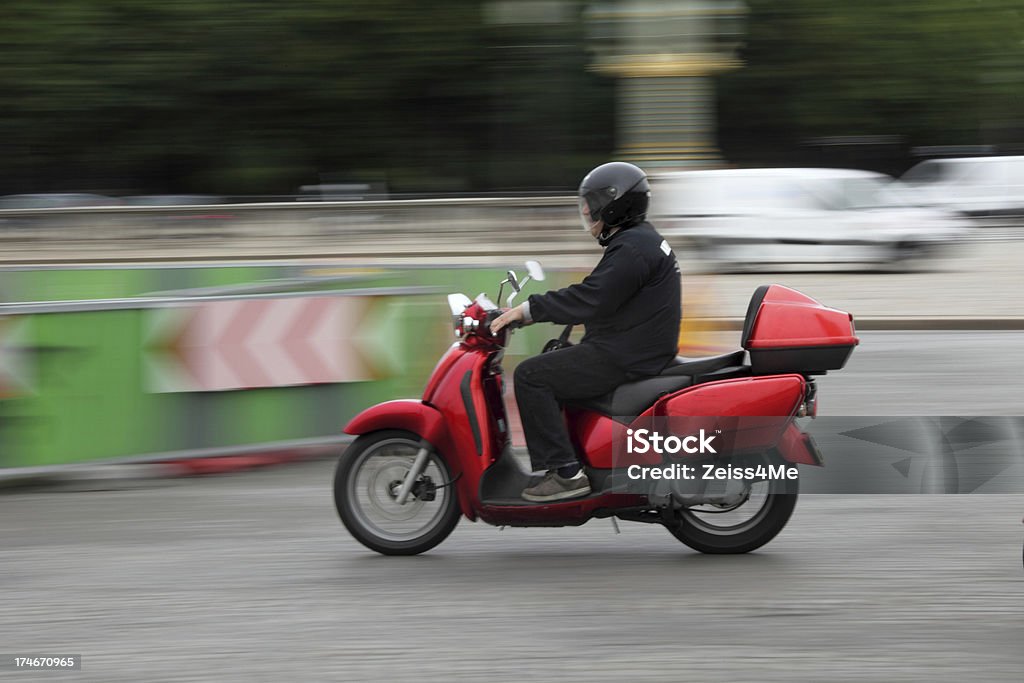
left=610, top=517, right=620, bottom=535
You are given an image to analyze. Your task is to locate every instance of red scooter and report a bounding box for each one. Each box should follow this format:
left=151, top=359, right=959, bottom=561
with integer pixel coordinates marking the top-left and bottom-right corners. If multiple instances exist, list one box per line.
left=333, top=262, right=858, bottom=555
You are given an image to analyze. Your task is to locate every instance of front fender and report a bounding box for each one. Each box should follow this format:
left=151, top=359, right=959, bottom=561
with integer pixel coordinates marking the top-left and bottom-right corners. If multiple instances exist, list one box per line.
left=344, top=399, right=448, bottom=447
left=344, top=399, right=474, bottom=520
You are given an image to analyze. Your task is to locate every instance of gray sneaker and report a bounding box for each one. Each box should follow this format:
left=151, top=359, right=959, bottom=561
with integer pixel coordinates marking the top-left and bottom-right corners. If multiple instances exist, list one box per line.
left=521, top=470, right=592, bottom=502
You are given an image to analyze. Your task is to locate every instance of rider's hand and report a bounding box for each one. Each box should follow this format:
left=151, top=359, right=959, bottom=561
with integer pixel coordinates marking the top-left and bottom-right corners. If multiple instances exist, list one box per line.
left=491, top=305, right=525, bottom=334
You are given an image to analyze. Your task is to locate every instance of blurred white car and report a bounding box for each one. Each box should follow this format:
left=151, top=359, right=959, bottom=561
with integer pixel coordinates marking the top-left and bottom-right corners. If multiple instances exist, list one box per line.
left=901, top=156, right=1024, bottom=217
left=648, top=168, right=972, bottom=270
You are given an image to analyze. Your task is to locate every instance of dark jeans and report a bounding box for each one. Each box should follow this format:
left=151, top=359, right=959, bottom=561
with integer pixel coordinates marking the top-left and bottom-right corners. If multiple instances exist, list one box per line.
left=513, top=343, right=628, bottom=472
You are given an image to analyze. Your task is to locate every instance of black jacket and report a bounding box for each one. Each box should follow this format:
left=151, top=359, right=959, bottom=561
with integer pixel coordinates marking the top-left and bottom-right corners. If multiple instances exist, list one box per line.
left=526, top=222, right=681, bottom=377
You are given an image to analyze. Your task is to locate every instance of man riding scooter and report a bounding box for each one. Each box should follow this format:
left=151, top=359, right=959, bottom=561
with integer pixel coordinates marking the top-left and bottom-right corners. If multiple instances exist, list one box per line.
left=492, top=162, right=682, bottom=502
left=337, top=162, right=852, bottom=555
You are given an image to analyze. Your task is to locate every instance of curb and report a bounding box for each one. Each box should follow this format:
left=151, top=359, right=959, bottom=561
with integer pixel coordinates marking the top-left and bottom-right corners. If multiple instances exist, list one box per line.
left=157, top=445, right=341, bottom=477
left=854, top=318, right=1024, bottom=331
left=0, top=442, right=349, bottom=491
left=689, top=317, right=1024, bottom=331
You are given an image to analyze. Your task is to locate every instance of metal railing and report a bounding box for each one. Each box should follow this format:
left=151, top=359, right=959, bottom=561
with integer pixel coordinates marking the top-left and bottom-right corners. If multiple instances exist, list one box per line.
left=2, top=195, right=1019, bottom=264
left=0, top=196, right=587, bottom=263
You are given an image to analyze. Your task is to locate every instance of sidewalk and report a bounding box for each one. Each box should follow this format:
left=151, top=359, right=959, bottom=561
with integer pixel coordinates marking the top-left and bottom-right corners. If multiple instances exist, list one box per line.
left=676, top=240, right=1024, bottom=321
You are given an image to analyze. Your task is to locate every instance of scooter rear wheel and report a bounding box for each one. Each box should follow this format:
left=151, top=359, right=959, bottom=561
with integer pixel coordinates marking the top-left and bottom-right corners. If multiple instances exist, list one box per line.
left=666, top=472, right=799, bottom=554
left=334, top=430, right=460, bottom=555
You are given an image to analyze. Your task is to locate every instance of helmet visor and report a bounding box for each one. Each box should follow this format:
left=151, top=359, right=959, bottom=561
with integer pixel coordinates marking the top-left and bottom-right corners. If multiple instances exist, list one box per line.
left=578, top=194, right=604, bottom=233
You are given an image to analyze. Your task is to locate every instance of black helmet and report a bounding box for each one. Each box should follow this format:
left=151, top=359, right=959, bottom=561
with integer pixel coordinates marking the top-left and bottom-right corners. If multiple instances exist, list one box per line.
left=578, top=161, right=650, bottom=242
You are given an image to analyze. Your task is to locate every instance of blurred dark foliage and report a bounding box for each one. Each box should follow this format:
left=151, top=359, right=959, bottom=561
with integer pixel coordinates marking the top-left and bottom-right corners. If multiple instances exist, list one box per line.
left=0, top=1, right=1021, bottom=195
left=717, top=0, right=1024, bottom=175
left=0, top=1, right=614, bottom=195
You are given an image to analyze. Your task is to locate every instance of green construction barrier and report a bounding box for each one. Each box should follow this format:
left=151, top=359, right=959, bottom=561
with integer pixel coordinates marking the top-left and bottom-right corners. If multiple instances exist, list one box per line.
left=0, top=263, right=581, bottom=470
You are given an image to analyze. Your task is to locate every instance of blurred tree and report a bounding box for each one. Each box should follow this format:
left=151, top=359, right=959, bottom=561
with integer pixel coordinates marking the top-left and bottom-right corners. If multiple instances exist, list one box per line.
left=717, top=0, right=1024, bottom=171
left=5, top=1, right=1016, bottom=194
left=0, top=1, right=612, bottom=195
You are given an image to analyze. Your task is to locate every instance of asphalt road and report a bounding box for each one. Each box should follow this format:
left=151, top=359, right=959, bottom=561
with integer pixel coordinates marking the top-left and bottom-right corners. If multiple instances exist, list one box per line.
left=2, top=463, right=1023, bottom=682
left=815, top=330, right=1024, bottom=415
left=2, top=330, right=1024, bottom=682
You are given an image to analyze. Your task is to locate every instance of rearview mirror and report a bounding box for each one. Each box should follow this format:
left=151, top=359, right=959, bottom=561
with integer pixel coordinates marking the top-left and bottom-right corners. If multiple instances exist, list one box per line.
left=525, top=260, right=545, bottom=282
left=506, top=270, right=521, bottom=293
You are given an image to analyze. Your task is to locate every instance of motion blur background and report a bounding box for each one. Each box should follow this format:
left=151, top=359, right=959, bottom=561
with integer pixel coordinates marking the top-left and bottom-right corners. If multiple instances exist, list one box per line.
left=0, top=0, right=1021, bottom=195
left=2, top=2, right=1023, bottom=681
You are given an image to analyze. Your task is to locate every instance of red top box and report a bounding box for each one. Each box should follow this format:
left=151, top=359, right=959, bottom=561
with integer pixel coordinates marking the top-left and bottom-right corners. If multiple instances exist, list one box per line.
left=742, top=285, right=859, bottom=375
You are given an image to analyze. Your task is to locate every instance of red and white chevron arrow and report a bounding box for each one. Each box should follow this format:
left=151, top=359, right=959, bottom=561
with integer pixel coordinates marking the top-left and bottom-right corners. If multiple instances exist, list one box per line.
left=145, top=296, right=383, bottom=393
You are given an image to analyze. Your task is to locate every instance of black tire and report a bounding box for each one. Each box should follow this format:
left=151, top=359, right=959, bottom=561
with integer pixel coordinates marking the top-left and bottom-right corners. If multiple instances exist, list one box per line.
left=666, top=471, right=799, bottom=554
left=334, top=429, right=460, bottom=556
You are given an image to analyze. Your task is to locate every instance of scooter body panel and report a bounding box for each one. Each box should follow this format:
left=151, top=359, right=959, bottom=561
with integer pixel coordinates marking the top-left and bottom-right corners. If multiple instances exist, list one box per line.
left=565, top=375, right=806, bottom=469
left=421, top=346, right=505, bottom=520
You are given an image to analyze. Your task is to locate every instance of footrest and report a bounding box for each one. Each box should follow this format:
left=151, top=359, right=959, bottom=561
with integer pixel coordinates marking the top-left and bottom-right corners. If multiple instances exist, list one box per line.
left=480, top=492, right=600, bottom=507
left=479, top=496, right=540, bottom=507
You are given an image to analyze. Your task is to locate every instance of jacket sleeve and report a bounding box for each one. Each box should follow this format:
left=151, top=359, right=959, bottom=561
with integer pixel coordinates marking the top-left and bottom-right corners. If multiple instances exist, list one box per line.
left=526, top=241, right=648, bottom=325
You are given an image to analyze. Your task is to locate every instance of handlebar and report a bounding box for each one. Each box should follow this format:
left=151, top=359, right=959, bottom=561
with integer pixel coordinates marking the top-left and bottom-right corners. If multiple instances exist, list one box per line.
left=484, top=309, right=522, bottom=334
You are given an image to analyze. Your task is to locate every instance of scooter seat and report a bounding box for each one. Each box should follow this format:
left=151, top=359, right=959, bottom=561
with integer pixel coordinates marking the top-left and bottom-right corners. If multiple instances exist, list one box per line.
left=567, top=375, right=695, bottom=421
left=659, top=350, right=746, bottom=377
left=565, top=350, right=748, bottom=422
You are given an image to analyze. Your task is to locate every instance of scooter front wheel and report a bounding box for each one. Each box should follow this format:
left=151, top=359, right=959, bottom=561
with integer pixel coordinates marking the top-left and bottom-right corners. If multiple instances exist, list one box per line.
left=666, top=472, right=798, bottom=554
left=334, top=430, right=460, bottom=555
